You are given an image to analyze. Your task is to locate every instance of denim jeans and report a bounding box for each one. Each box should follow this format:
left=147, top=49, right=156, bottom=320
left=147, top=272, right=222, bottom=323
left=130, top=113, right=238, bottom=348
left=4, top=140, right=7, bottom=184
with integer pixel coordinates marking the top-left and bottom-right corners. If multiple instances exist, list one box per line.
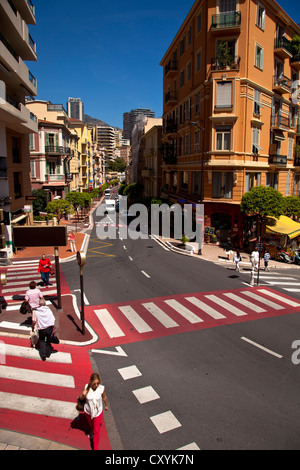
left=41, top=271, right=50, bottom=286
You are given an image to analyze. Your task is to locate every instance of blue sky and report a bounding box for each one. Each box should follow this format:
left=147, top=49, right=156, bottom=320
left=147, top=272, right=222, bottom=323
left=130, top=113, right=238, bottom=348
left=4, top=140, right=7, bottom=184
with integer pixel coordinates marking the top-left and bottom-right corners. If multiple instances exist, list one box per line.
left=28, top=0, right=300, bottom=130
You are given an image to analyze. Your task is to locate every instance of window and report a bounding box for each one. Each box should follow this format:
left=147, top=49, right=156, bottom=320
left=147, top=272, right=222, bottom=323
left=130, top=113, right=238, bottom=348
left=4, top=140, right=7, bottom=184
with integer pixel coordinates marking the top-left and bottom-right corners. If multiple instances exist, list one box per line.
left=216, top=81, right=232, bottom=108
left=180, top=36, right=185, bottom=56
left=12, top=137, right=21, bottom=163
left=266, top=173, right=278, bottom=189
left=195, top=92, right=200, bottom=115
left=245, top=173, right=261, bottom=192
left=13, top=172, right=22, bottom=199
left=196, top=49, right=202, bottom=72
left=216, top=126, right=231, bottom=150
left=187, top=61, right=192, bottom=81
left=252, top=128, right=262, bottom=154
left=30, top=160, right=35, bottom=178
left=254, top=89, right=261, bottom=116
left=219, top=0, right=236, bottom=12
left=212, top=172, right=233, bottom=198
left=194, top=130, right=200, bottom=153
left=255, top=44, right=264, bottom=70
left=256, top=3, right=265, bottom=30
left=185, top=134, right=191, bottom=155
left=288, top=138, right=293, bottom=160
left=179, top=69, right=185, bottom=87
left=29, top=133, right=35, bottom=150
left=197, top=11, right=202, bottom=33
left=187, top=26, right=192, bottom=45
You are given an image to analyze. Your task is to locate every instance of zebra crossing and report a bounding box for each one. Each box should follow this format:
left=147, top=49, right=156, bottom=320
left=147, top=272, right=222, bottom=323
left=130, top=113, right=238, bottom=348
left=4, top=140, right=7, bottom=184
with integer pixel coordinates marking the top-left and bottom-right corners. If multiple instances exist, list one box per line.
left=0, top=261, right=57, bottom=311
left=241, top=270, right=300, bottom=293
left=0, top=337, right=103, bottom=450
left=88, top=287, right=300, bottom=346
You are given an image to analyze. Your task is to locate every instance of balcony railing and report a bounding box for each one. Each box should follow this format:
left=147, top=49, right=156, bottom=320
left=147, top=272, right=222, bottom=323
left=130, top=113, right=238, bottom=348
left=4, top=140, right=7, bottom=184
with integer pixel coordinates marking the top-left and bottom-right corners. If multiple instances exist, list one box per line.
left=164, top=91, right=177, bottom=105
left=274, top=37, right=292, bottom=55
left=271, top=114, right=290, bottom=129
left=165, top=60, right=178, bottom=76
left=46, top=174, right=65, bottom=182
left=269, top=154, right=287, bottom=166
left=0, top=32, right=19, bottom=62
left=211, top=11, right=241, bottom=29
left=45, top=146, right=71, bottom=155
left=211, top=55, right=240, bottom=71
left=273, top=75, right=292, bottom=93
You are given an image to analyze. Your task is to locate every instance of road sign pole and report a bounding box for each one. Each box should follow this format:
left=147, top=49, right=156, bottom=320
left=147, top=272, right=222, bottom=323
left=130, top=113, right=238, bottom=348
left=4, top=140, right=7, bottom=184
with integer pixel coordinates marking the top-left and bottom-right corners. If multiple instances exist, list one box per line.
left=54, top=247, right=62, bottom=311
left=77, top=251, right=86, bottom=335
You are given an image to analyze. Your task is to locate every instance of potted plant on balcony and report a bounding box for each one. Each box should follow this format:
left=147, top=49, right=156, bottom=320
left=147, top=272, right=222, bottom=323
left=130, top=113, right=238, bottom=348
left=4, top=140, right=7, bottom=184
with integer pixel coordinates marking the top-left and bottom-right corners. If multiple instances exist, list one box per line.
left=217, top=41, right=233, bottom=69
left=292, top=35, right=300, bottom=58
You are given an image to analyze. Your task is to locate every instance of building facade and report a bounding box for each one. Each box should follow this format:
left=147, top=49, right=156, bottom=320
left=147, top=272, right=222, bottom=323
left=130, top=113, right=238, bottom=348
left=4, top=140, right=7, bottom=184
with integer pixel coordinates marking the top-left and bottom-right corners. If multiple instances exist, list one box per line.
left=140, top=121, right=163, bottom=198
left=26, top=101, right=73, bottom=199
left=160, top=0, right=300, bottom=246
left=0, top=0, right=38, bottom=258
left=67, top=97, right=84, bottom=121
left=123, top=108, right=155, bottom=143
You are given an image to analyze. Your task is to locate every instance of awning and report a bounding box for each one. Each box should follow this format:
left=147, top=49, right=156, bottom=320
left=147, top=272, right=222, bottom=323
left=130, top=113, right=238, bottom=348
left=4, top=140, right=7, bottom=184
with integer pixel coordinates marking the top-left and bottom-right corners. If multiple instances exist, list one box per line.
left=266, top=215, right=300, bottom=239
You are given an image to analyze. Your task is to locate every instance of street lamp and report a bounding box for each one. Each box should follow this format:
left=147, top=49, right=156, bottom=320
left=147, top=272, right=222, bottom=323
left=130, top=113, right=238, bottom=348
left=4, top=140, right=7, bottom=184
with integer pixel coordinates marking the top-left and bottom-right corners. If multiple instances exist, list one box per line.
left=190, top=121, right=205, bottom=254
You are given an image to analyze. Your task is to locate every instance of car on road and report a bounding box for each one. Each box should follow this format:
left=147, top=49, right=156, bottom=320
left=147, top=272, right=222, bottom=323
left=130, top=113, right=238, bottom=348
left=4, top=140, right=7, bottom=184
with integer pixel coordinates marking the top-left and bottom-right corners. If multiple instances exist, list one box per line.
left=105, top=199, right=116, bottom=213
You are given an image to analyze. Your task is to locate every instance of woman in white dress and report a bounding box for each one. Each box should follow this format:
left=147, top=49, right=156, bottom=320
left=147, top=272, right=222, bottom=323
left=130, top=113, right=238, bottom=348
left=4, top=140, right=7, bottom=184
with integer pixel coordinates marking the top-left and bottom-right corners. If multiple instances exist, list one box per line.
left=79, top=373, right=108, bottom=450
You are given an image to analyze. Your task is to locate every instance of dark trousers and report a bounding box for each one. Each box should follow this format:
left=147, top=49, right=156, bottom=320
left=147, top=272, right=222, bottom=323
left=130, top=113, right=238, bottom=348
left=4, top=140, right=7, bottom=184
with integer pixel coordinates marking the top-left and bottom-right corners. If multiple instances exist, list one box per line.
left=41, top=271, right=50, bottom=286
left=38, top=326, right=54, bottom=358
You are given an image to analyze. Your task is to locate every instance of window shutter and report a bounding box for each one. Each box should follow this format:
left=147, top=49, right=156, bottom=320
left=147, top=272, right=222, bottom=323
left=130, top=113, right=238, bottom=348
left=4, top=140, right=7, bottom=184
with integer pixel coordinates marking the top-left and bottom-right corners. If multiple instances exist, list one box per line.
left=216, top=82, right=232, bottom=108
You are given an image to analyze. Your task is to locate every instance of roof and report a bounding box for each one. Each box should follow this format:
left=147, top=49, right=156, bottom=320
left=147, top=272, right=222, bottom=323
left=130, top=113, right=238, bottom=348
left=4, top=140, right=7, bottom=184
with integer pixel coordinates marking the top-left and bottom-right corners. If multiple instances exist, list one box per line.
left=266, top=215, right=300, bottom=239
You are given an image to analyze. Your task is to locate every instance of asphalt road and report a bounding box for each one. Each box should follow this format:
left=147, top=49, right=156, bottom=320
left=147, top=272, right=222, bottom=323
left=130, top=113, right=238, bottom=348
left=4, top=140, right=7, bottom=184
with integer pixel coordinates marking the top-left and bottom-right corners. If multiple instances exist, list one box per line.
left=61, top=201, right=300, bottom=450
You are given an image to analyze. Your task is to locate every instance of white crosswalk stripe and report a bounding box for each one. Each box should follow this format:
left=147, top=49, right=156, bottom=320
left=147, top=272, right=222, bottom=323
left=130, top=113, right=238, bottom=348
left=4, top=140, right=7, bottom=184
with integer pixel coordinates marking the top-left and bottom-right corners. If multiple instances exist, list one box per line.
left=0, top=263, right=57, bottom=311
left=0, top=343, right=79, bottom=421
left=241, top=270, right=300, bottom=294
left=92, top=288, right=300, bottom=339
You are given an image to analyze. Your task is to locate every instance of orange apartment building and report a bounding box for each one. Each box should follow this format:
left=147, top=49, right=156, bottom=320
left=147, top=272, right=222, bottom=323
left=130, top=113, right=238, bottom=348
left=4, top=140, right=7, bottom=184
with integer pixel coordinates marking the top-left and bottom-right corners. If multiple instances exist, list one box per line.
left=160, top=0, right=300, bottom=247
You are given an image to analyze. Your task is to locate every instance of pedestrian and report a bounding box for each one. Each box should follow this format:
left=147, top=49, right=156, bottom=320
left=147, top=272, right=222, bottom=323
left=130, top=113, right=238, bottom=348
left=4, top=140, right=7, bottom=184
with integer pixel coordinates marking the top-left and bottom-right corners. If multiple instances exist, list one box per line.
left=224, top=238, right=233, bottom=260
left=264, top=250, right=271, bottom=271
left=32, top=299, right=56, bottom=361
left=38, top=254, right=52, bottom=287
left=250, top=247, right=260, bottom=270
left=68, top=231, right=77, bottom=253
left=233, top=250, right=241, bottom=271
left=79, top=372, right=108, bottom=451
left=25, top=281, right=44, bottom=311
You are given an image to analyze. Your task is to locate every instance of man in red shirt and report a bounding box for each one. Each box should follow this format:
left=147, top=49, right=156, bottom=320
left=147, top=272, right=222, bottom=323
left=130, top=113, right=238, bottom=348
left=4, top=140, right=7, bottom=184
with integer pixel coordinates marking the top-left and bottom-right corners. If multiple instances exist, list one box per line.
left=38, top=254, right=52, bottom=287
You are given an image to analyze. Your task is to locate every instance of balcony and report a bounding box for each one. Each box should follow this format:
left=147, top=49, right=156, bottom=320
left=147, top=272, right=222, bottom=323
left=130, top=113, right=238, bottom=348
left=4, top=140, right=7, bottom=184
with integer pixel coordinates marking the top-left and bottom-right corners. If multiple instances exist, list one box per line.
left=271, top=114, right=290, bottom=129
left=45, top=146, right=71, bottom=155
left=268, top=154, right=287, bottom=166
left=164, top=118, right=177, bottom=136
left=273, top=75, right=291, bottom=94
left=274, top=37, right=293, bottom=59
left=164, top=60, right=178, bottom=78
left=291, top=53, right=300, bottom=71
left=45, top=174, right=66, bottom=184
left=211, top=11, right=241, bottom=31
left=211, top=55, right=240, bottom=71
left=164, top=91, right=177, bottom=108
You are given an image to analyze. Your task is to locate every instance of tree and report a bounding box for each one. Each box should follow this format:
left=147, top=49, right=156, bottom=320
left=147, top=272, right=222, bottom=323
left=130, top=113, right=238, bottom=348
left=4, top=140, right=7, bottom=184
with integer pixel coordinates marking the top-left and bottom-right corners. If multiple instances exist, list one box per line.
left=32, top=189, right=48, bottom=216
left=46, top=199, right=72, bottom=224
left=283, top=196, right=300, bottom=221
left=240, top=186, right=285, bottom=219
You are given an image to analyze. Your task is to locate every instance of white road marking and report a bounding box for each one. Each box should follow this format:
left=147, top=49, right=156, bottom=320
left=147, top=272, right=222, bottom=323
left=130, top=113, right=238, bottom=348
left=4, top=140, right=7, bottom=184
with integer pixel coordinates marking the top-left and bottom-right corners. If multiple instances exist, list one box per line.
left=142, top=302, right=178, bottom=328
left=141, top=270, right=151, bottom=278
left=94, top=308, right=125, bottom=338
left=150, top=411, right=182, bottom=434
left=132, top=386, right=160, bottom=404
left=118, top=365, right=142, bottom=380
left=0, top=365, right=75, bottom=388
left=118, top=305, right=153, bottom=333
left=0, top=391, right=77, bottom=420
left=164, top=299, right=203, bottom=323
left=185, top=297, right=226, bottom=319
left=258, top=289, right=300, bottom=308
left=206, top=294, right=248, bottom=316
left=4, top=343, right=72, bottom=364
left=223, top=292, right=266, bottom=313
left=241, top=291, right=285, bottom=310
left=241, top=336, right=283, bottom=359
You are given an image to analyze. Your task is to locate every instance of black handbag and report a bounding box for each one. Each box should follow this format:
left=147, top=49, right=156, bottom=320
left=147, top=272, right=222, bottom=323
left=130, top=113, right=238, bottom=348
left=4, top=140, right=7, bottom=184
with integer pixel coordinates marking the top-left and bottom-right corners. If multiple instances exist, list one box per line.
left=50, top=326, right=60, bottom=344
left=76, top=396, right=86, bottom=412
left=20, top=301, right=32, bottom=315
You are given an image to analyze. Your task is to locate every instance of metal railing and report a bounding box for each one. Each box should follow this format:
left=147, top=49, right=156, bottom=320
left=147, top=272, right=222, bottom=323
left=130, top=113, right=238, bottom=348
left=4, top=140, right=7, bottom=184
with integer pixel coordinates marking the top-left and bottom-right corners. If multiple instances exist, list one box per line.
left=211, top=11, right=241, bottom=29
